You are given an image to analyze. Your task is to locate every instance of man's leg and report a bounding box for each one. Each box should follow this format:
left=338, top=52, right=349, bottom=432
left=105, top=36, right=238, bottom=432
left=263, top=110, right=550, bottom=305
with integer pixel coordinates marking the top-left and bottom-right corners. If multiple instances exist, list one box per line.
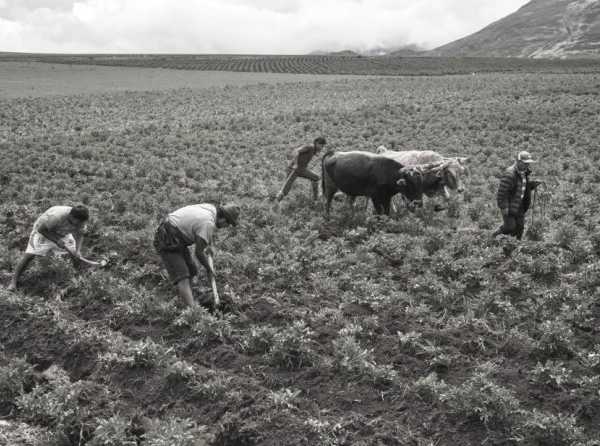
left=296, top=169, right=320, bottom=200
left=175, top=278, right=195, bottom=307
left=493, top=214, right=517, bottom=238
left=183, top=247, right=199, bottom=282
left=311, top=180, right=319, bottom=201
left=158, top=249, right=196, bottom=307
left=8, top=253, right=36, bottom=291
left=276, top=170, right=298, bottom=201
left=515, top=213, right=526, bottom=240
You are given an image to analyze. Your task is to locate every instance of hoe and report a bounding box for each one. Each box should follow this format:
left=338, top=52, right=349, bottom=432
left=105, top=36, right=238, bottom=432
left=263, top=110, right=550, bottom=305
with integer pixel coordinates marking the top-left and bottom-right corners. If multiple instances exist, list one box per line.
left=75, top=254, right=108, bottom=268
left=207, top=253, right=220, bottom=308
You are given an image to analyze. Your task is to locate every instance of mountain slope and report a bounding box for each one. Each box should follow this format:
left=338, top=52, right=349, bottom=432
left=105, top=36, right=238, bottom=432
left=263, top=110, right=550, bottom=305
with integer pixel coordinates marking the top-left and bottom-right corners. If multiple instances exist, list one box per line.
left=432, top=0, right=600, bottom=58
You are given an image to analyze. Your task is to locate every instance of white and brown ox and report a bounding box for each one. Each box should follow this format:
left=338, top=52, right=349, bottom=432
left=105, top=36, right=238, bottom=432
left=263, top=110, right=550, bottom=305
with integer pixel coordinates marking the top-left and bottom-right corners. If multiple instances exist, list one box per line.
left=375, top=146, right=469, bottom=207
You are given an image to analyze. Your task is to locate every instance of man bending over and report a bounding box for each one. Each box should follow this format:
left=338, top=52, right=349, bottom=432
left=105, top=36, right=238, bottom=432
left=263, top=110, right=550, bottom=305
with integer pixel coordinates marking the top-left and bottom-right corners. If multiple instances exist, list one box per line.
left=154, top=203, right=239, bottom=307
left=9, top=205, right=89, bottom=291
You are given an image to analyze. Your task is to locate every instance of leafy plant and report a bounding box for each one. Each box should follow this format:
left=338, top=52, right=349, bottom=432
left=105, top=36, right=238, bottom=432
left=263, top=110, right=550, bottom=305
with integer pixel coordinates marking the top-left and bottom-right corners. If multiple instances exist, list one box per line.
left=516, top=410, right=584, bottom=445
left=266, top=321, right=316, bottom=370
left=143, top=417, right=209, bottom=446
left=439, top=365, right=522, bottom=429
left=191, top=370, right=236, bottom=402
left=238, top=325, right=278, bottom=355
left=89, top=415, right=137, bottom=446
left=534, top=319, right=576, bottom=360
left=98, top=338, right=170, bottom=369
left=17, top=378, right=108, bottom=442
left=528, top=361, right=573, bottom=390
left=173, top=306, right=234, bottom=346
left=332, top=333, right=397, bottom=386
left=0, top=356, right=35, bottom=405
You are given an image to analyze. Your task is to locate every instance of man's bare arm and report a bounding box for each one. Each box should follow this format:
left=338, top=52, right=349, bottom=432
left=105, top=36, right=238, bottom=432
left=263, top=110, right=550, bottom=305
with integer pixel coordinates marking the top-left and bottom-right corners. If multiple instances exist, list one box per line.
left=296, top=145, right=313, bottom=156
left=37, top=223, right=66, bottom=248
left=194, top=238, right=215, bottom=276
left=37, top=221, right=79, bottom=257
left=73, top=230, right=84, bottom=254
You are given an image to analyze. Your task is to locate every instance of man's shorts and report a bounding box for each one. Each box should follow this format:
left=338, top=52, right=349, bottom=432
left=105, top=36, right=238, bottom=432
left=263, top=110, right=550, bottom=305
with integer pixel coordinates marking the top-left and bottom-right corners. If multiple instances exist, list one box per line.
left=157, top=247, right=199, bottom=285
left=25, top=232, right=76, bottom=257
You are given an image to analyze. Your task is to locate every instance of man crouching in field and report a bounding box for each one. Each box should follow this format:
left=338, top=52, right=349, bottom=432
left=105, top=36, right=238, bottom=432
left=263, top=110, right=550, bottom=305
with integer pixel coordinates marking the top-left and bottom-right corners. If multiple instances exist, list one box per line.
left=493, top=151, right=541, bottom=240
left=276, top=137, right=326, bottom=202
left=8, top=205, right=90, bottom=291
left=154, top=203, right=239, bottom=307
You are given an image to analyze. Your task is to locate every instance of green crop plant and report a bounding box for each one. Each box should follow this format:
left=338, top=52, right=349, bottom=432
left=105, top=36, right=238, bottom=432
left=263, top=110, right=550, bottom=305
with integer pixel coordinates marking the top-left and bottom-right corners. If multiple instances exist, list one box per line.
left=89, top=415, right=137, bottom=446
left=142, top=417, right=210, bottom=446
left=332, top=332, right=397, bottom=387
left=266, top=321, right=317, bottom=370
left=0, top=356, right=35, bottom=406
left=173, top=306, right=234, bottom=347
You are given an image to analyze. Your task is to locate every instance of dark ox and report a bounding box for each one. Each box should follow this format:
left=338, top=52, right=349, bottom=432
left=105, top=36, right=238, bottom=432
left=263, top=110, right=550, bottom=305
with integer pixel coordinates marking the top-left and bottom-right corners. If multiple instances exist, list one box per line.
left=376, top=146, right=469, bottom=203
left=322, top=151, right=414, bottom=217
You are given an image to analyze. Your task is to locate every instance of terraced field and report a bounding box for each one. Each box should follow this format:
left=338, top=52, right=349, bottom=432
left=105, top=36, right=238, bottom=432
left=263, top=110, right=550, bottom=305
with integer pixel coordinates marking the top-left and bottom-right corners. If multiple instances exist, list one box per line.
left=1, top=61, right=600, bottom=445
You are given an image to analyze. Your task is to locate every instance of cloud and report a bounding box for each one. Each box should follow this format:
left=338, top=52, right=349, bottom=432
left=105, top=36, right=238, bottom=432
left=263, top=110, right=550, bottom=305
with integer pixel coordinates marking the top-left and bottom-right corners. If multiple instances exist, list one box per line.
left=0, top=0, right=529, bottom=53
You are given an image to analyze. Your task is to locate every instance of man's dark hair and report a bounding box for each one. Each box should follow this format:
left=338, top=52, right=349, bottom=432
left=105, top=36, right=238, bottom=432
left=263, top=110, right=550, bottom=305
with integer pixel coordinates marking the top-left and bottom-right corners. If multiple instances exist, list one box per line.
left=70, top=205, right=89, bottom=222
left=217, top=204, right=240, bottom=227
left=314, top=137, right=326, bottom=146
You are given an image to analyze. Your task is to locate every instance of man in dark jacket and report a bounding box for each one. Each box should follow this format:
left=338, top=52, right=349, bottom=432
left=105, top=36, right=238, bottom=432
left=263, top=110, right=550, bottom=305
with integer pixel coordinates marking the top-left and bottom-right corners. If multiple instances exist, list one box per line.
left=276, top=137, right=326, bottom=202
left=493, top=151, right=541, bottom=239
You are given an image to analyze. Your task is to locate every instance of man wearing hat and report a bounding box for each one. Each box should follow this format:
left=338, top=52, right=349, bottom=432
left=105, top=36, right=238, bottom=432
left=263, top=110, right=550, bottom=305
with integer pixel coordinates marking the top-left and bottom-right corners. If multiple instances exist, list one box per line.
left=276, top=137, right=326, bottom=202
left=493, top=151, right=541, bottom=240
left=154, top=203, right=239, bottom=307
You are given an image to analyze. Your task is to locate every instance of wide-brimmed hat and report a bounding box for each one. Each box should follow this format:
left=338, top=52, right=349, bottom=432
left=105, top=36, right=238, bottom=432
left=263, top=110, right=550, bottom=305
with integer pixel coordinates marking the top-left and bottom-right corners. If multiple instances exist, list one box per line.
left=517, top=151, right=536, bottom=163
left=220, top=204, right=240, bottom=226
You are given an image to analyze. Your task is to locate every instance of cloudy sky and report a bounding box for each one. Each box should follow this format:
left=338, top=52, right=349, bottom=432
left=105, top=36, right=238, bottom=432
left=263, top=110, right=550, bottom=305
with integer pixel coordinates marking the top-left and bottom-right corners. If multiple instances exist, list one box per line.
left=0, top=0, right=529, bottom=54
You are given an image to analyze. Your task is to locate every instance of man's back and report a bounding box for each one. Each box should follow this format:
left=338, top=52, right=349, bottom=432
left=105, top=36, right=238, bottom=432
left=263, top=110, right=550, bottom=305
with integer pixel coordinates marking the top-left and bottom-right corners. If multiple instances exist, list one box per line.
left=33, top=206, right=74, bottom=236
left=167, top=204, right=216, bottom=246
left=291, top=144, right=316, bottom=170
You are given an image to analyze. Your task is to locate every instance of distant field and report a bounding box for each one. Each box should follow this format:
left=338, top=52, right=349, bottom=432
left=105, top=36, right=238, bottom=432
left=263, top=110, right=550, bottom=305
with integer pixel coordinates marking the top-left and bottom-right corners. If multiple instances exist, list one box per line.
left=3, top=52, right=600, bottom=75
left=0, top=61, right=370, bottom=98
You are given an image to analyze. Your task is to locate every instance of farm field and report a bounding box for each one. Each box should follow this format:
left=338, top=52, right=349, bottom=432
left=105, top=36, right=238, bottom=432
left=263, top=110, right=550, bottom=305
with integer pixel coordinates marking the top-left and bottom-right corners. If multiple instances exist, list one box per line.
left=0, top=61, right=370, bottom=98
left=1, top=62, right=600, bottom=445
left=4, top=52, right=600, bottom=76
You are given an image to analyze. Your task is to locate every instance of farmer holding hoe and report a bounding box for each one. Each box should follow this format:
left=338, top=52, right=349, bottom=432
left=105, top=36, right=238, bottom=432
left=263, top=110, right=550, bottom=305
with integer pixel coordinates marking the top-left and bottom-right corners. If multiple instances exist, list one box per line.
left=276, top=137, right=326, bottom=202
left=154, top=203, right=239, bottom=308
left=8, top=205, right=103, bottom=291
left=493, top=150, right=542, bottom=240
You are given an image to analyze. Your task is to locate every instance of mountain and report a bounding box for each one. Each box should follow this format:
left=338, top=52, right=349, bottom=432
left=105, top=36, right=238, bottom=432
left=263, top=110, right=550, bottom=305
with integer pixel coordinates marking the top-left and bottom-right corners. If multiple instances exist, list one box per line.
left=309, top=45, right=426, bottom=57
left=432, top=0, right=600, bottom=58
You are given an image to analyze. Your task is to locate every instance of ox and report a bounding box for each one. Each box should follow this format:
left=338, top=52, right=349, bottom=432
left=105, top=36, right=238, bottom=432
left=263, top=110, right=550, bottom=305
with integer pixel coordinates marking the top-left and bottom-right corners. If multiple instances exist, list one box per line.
left=322, top=151, right=417, bottom=217
left=376, top=146, right=468, bottom=206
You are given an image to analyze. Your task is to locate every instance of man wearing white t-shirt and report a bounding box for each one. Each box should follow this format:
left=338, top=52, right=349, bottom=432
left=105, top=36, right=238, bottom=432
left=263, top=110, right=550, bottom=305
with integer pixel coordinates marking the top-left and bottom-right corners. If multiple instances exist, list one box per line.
left=8, top=205, right=89, bottom=291
left=153, top=203, right=239, bottom=307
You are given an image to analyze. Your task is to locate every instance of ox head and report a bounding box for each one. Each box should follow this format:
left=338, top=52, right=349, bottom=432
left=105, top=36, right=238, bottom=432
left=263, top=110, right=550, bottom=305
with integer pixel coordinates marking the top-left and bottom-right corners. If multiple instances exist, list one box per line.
left=396, top=165, right=424, bottom=201
left=435, top=158, right=469, bottom=198
left=375, top=145, right=388, bottom=154
left=398, top=158, right=469, bottom=199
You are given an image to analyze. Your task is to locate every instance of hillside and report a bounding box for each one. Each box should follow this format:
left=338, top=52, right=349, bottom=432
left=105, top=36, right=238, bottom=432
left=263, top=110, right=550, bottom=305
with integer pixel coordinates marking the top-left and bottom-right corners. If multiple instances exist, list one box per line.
left=432, top=0, right=600, bottom=58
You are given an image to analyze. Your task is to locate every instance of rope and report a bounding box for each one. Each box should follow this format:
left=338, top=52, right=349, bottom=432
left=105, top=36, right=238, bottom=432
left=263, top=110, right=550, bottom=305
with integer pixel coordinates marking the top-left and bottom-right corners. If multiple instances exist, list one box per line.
left=530, top=182, right=548, bottom=228
left=530, top=188, right=537, bottom=227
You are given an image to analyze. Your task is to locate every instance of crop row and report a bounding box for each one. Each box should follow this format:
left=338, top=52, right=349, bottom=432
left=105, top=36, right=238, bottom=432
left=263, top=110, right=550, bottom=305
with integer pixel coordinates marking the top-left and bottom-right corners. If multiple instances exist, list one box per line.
left=4, top=53, right=600, bottom=76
